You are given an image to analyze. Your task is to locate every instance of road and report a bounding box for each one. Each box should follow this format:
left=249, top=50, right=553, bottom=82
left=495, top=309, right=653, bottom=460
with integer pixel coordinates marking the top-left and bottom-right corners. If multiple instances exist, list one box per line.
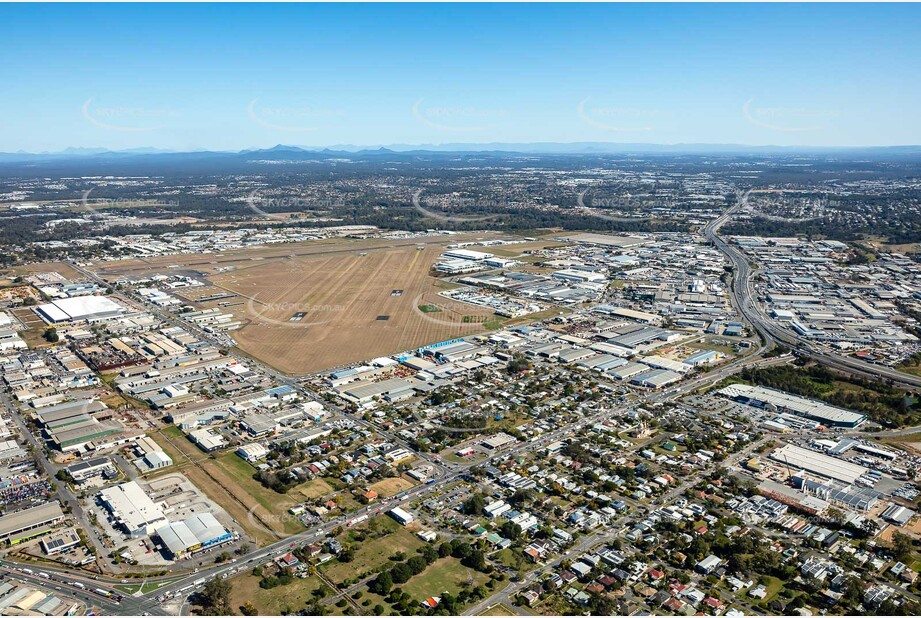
left=0, top=215, right=772, bottom=614
left=463, top=434, right=775, bottom=615
left=3, top=221, right=862, bottom=616
left=704, top=190, right=921, bottom=392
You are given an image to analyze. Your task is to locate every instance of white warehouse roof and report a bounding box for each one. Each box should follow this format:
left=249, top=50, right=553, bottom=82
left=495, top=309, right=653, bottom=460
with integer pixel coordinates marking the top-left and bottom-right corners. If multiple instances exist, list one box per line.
left=718, top=383, right=866, bottom=428
left=771, top=444, right=868, bottom=485
left=37, top=296, right=126, bottom=323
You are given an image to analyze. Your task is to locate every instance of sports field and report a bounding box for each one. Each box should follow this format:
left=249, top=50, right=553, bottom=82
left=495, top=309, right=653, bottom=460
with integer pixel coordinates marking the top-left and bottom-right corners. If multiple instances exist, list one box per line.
left=209, top=242, right=494, bottom=373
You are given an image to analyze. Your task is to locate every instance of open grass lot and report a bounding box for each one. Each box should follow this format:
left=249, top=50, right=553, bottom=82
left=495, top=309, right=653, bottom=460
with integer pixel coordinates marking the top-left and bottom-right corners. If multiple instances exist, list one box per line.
left=479, top=603, right=519, bottom=616
left=400, top=557, right=490, bottom=602
left=289, top=477, right=337, bottom=500
left=151, top=426, right=207, bottom=465
left=687, top=339, right=740, bottom=356
left=161, top=451, right=305, bottom=545
left=873, top=430, right=921, bottom=456
left=322, top=516, right=424, bottom=584
left=228, top=570, right=327, bottom=616
left=209, top=453, right=306, bottom=529
left=757, top=575, right=786, bottom=605
left=494, top=547, right=536, bottom=574
left=368, top=476, right=416, bottom=498
left=7, top=260, right=85, bottom=280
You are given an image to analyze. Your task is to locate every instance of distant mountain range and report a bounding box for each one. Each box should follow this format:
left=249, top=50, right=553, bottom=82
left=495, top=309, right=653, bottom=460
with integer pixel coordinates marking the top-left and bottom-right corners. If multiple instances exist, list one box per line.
left=2, top=142, right=921, bottom=165
left=0, top=142, right=921, bottom=171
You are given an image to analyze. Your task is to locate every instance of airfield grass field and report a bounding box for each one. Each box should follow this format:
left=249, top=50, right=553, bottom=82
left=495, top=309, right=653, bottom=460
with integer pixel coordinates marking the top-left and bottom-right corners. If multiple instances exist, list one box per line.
left=209, top=242, right=495, bottom=373
left=94, top=234, right=507, bottom=374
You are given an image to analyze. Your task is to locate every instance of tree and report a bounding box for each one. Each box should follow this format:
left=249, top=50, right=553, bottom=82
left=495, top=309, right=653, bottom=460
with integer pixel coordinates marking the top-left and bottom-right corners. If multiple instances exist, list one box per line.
left=462, top=494, right=485, bottom=516
left=892, top=531, right=914, bottom=562
left=370, top=571, right=393, bottom=595
left=462, top=549, right=487, bottom=572
left=200, top=577, right=233, bottom=615
left=43, top=327, right=59, bottom=343
left=406, top=555, right=427, bottom=575
left=239, top=601, right=258, bottom=616
left=391, top=562, right=413, bottom=584
left=500, top=521, right=522, bottom=541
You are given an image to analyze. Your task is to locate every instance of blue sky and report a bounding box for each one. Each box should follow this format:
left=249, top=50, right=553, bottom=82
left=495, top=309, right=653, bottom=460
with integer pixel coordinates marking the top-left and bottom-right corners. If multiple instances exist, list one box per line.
left=1, top=3, right=919, bottom=151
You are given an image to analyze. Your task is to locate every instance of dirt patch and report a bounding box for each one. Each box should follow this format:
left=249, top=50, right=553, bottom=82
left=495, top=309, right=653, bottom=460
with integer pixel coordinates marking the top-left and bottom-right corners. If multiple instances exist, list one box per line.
left=368, top=476, right=416, bottom=498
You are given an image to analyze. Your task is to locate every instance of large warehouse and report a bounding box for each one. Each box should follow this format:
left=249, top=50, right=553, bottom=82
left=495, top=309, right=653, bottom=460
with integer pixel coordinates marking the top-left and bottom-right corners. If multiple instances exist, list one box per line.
left=99, top=481, right=167, bottom=537
left=718, top=383, right=866, bottom=428
left=36, top=296, right=126, bottom=324
left=0, top=502, right=65, bottom=543
left=771, top=444, right=869, bottom=484
left=154, top=513, right=232, bottom=558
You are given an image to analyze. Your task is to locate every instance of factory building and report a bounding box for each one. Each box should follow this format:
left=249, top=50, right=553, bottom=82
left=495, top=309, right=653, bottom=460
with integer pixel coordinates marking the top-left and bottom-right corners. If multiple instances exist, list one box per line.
left=881, top=503, right=916, bottom=527
left=143, top=451, right=173, bottom=470
left=718, top=383, right=866, bottom=428
left=389, top=507, right=415, bottom=526
left=0, top=502, right=65, bottom=543
left=66, top=457, right=115, bottom=482
left=237, top=443, right=269, bottom=462
left=40, top=527, right=82, bottom=555
left=99, top=481, right=167, bottom=537
left=35, top=296, right=127, bottom=324
left=442, top=249, right=493, bottom=261
left=770, top=444, right=868, bottom=485
left=551, top=269, right=607, bottom=284
left=155, top=512, right=233, bottom=558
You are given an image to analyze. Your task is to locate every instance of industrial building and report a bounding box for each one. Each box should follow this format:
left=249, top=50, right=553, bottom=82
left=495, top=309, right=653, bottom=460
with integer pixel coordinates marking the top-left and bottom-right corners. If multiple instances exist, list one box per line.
left=630, top=369, right=683, bottom=389
left=40, top=527, right=82, bottom=555
left=718, top=383, right=866, bottom=428
left=143, top=451, right=173, bottom=470
left=0, top=502, right=65, bottom=543
left=770, top=444, right=868, bottom=485
left=389, top=506, right=414, bottom=526
left=99, top=481, right=167, bottom=537
left=551, top=269, right=607, bottom=284
left=442, top=248, right=493, bottom=261
left=66, top=456, right=115, bottom=482
left=793, top=476, right=881, bottom=512
left=881, top=503, right=916, bottom=527
left=338, top=377, right=416, bottom=405
left=189, top=428, right=225, bottom=452
left=237, top=443, right=269, bottom=462
left=481, top=432, right=517, bottom=450
left=154, top=512, right=232, bottom=558
left=35, top=296, right=127, bottom=324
